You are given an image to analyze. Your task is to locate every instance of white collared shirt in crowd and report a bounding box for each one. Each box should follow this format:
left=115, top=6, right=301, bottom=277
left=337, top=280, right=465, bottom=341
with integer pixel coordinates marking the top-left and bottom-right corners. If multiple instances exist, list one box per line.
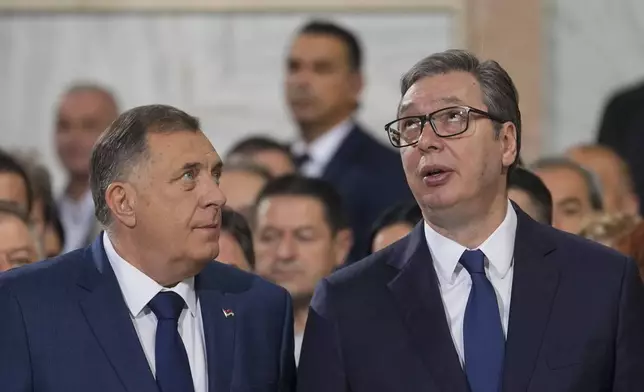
left=291, top=118, right=353, bottom=178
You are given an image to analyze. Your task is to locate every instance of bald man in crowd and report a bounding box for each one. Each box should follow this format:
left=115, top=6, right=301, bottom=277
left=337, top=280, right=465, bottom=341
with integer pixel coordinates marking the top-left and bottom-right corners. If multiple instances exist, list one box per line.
left=532, top=158, right=603, bottom=234
left=55, top=83, right=119, bottom=253
left=566, top=144, right=639, bottom=217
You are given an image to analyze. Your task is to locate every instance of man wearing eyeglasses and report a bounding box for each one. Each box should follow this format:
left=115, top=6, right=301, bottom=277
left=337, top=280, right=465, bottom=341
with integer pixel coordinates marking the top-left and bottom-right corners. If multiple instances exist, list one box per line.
left=297, top=49, right=644, bottom=392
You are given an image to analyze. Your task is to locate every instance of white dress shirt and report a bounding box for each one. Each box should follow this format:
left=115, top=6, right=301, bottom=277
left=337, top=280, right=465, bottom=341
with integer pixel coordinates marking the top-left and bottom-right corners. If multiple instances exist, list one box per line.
left=291, top=118, right=353, bottom=178
left=424, top=200, right=517, bottom=365
left=103, top=232, right=208, bottom=392
left=59, top=189, right=96, bottom=253
left=294, top=332, right=304, bottom=367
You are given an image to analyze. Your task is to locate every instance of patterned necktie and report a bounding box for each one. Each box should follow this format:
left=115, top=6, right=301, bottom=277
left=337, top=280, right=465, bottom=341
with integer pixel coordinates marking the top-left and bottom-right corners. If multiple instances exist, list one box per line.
left=460, top=249, right=505, bottom=392
left=147, top=291, right=195, bottom=392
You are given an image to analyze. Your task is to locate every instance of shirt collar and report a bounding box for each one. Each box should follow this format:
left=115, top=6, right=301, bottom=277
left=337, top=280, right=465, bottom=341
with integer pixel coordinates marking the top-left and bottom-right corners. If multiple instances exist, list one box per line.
left=424, top=200, right=517, bottom=284
left=291, top=118, right=353, bottom=165
left=102, top=232, right=197, bottom=318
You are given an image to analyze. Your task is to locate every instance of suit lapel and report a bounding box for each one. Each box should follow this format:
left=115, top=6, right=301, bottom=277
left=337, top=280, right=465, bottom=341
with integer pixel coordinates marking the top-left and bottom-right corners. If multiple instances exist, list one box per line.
left=502, top=209, right=559, bottom=392
left=387, top=223, right=470, bottom=392
left=77, top=236, right=158, bottom=392
left=196, top=266, right=237, bottom=392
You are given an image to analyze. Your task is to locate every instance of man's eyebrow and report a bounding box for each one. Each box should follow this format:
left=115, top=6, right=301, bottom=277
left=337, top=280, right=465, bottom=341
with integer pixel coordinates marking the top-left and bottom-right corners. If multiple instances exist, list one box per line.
left=179, top=162, right=202, bottom=172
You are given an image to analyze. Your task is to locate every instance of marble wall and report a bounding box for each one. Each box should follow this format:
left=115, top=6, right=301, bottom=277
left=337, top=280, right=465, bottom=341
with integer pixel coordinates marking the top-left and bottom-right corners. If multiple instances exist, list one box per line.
left=546, top=0, right=644, bottom=153
left=0, top=12, right=452, bottom=192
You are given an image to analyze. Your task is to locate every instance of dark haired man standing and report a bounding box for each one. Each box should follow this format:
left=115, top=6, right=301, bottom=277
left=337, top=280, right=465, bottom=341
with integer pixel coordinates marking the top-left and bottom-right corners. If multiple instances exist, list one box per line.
left=285, top=20, right=412, bottom=261
left=253, top=175, right=352, bottom=365
left=0, top=105, right=295, bottom=392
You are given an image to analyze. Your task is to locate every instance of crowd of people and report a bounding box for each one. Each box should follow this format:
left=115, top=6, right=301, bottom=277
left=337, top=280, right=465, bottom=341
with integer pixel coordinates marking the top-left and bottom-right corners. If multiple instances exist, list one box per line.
left=1, top=18, right=644, bottom=392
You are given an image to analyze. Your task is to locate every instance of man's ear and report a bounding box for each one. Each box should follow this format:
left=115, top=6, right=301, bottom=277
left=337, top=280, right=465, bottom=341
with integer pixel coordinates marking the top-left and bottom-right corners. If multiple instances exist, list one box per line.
left=105, top=182, right=137, bottom=228
left=500, top=122, right=518, bottom=170
left=332, top=228, right=354, bottom=266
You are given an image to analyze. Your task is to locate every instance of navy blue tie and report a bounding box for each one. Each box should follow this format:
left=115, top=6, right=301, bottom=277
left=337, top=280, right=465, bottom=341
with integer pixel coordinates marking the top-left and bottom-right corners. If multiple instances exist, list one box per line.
left=460, top=249, right=505, bottom=392
left=147, top=291, right=195, bottom=392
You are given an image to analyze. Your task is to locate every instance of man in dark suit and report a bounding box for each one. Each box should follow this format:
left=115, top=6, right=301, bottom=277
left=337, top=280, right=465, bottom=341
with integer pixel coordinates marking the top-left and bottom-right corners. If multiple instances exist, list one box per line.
left=0, top=104, right=296, bottom=392
left=285, top=20, right=412, bottom=261
left=297, top=49, right=644, bottom=392
left=597, top=82, right=644, bottom=215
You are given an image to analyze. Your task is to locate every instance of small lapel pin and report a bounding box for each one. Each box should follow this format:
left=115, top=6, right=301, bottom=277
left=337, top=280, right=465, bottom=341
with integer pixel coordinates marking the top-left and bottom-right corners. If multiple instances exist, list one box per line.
left=222, top=308, right=235, bottom=318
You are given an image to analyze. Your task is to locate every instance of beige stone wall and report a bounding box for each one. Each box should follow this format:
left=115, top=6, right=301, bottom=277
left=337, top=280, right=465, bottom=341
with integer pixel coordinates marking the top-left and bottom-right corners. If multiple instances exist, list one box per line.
left=466, top=0, right=542, bottom=162
left=0, top=0, right=541, bottom=159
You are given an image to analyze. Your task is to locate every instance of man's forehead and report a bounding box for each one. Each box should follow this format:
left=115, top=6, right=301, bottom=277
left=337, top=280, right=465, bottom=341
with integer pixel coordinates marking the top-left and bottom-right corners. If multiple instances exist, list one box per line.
left=258, top=196, right=325, bottom=219
left=291, top=34, right=347, bottom=60
left=399, top=73, right=481, bottom=113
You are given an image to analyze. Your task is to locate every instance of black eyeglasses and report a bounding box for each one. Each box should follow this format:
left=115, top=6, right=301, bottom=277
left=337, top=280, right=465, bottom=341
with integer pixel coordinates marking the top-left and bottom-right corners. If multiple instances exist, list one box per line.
left=384, top=105, right=506, bottom=148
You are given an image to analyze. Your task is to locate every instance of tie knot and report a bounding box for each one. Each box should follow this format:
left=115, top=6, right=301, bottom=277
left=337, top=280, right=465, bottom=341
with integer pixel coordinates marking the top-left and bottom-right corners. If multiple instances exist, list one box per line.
left=460, top=249, right=486, bottom=274
left=148, top=291, right=186, bottom=321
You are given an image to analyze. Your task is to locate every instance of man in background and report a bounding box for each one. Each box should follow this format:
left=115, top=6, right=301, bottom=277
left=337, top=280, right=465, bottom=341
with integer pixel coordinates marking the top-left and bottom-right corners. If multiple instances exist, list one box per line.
left=566, top=143, right=639, bottom=216
left=14, top=152, right=66, bottom=257
left=285, top=20, right=412, bottom=261
left=55, top=83, right=119, bottom=252
left=597, top=81, right=644, bottom=215
left=0, top=149, right=33, bottom=216
left=227, top=136, right=296, bottom=178
left=0, top=201, right=41, bottom=272
left=532, top=157, right=603, bottom=234
left=508, top=166, right=553, bottom=225
left=253, top=175, right=352, bottom=365
left=219, top=161, right=272, bottom=220
left=218, top=207, right=255, bottom=272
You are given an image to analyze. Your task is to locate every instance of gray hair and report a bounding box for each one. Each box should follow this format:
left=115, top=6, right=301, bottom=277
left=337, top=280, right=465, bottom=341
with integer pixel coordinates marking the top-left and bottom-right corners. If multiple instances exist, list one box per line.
left=530, top=157, right=604, bottom=211
left=90, top=104, right=201, bottom=226
left=399, top=49, right=521, bottom=171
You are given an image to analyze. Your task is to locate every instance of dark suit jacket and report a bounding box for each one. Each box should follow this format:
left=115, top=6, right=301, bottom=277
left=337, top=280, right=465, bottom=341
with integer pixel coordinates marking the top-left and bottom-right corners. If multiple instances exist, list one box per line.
left=0, top=236, right=296, bottom=392
left=321, top=124, right=413, bottom=261
left=297, top=207, right=644, bottom=392
left=597, top=82, right=644, bottom=214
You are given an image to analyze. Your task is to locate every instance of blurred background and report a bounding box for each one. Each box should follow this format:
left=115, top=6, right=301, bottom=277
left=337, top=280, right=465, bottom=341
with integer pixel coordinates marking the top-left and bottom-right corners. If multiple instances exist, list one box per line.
left=3, top=0, right=640, bottom=192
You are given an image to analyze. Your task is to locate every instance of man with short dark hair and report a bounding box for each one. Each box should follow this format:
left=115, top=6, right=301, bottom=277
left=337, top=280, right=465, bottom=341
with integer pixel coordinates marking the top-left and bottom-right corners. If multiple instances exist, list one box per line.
left=253, top=175, right=352, bottom=365
left=285, top=20, right=412, bottom=261
left=227, top=135, right=296, bottom=177
left=532, top=157, right=603, bottom=234
left=297, top=49, right=644, bottom=392
left=508, top=166, right=553, bottom=225
left=0, top=104, right=296, bottom=392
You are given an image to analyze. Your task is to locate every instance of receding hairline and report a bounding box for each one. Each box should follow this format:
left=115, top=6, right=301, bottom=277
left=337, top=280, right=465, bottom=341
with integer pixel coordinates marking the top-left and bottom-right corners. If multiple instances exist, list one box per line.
left=59, top=83, right=119, bottom=113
